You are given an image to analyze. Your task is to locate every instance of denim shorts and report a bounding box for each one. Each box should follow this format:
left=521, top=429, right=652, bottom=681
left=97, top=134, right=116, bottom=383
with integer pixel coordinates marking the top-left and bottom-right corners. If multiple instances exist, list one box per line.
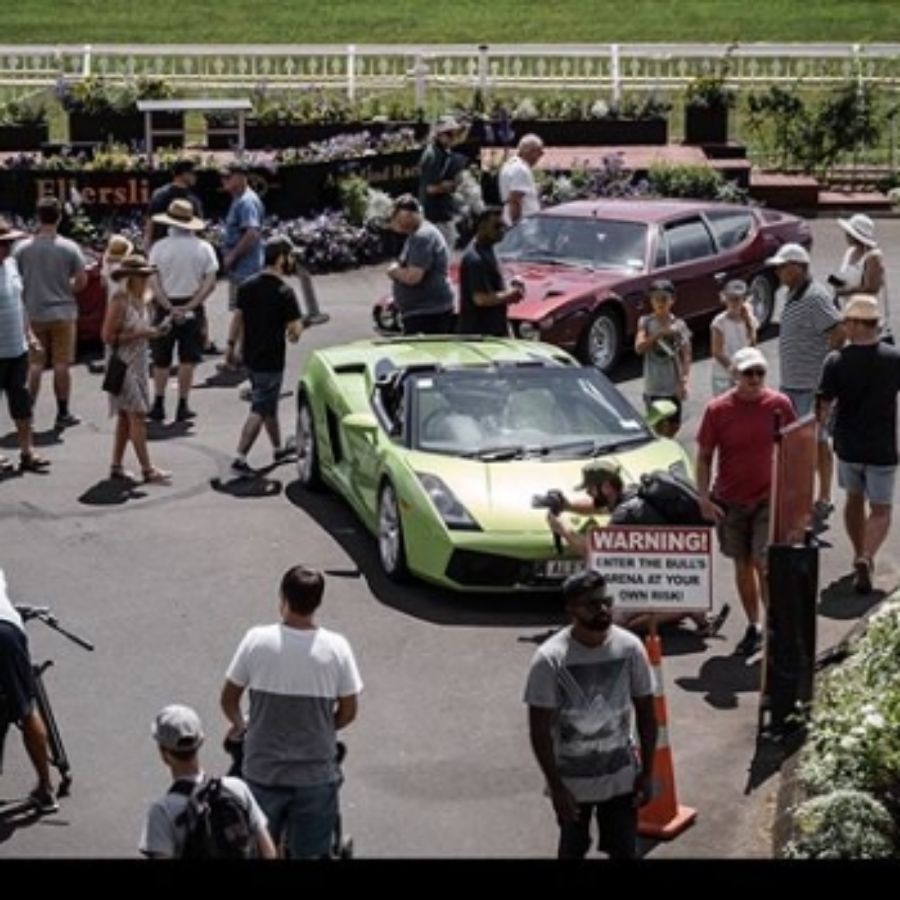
left=248, top=370, right=283, bottom=417
left=838, top=460, right=897, bottom=506
left=781, top=387, right=830, bottom=444
left=247, top=780, right=339, bottom=859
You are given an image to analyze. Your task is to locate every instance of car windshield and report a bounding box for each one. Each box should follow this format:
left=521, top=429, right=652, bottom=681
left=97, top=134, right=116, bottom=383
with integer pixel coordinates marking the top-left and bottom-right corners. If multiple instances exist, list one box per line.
left=410, top=366, right=653, bottom=458
left=497, top=215, right=648, bottom=271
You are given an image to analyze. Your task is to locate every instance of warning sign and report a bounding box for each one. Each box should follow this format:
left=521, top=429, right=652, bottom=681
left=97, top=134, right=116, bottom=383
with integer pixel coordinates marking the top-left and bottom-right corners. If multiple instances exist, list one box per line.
left=587, top=526, right=713, bottom=613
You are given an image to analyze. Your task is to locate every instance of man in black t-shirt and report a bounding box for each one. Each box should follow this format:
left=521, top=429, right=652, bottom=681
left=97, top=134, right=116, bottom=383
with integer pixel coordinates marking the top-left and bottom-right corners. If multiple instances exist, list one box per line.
left=817, top=295, right=900, bottom=594
left=225, top=236, right=302, bottom=475
left=144, top=160, right=203, bottom=249
left=457, top=207, right=524, bottom=337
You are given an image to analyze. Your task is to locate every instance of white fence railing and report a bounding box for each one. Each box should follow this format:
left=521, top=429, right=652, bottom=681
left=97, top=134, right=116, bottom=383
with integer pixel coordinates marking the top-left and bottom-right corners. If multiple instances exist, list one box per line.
left=1, top=43, right=900, bottom=101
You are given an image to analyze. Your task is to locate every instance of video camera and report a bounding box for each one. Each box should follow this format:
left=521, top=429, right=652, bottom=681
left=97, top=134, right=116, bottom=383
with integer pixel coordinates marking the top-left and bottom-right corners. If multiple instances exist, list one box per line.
left=531, top=489, right=567, bottom=516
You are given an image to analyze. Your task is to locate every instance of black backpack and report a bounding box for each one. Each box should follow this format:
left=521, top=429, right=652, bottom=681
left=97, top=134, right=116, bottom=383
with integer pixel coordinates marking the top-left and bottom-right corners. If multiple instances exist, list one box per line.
left=171, top=777, right=255, bottom=859
left=610, top=488, right=670, bottom=526
left=637, top=470, right=708, bottom=526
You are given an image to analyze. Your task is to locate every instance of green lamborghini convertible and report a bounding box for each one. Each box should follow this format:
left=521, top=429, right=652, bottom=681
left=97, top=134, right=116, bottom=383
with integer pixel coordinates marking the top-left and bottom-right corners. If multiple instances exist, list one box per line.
left=295, top=336, right=690, bottom=592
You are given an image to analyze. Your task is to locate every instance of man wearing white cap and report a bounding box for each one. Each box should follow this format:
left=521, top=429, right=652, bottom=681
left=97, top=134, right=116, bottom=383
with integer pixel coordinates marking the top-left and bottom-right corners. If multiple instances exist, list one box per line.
left=769, top=242, right=845, bottom=525
left=419, top=116, right=465, bottom=251
left=139, top=703, right=276, bottom=858
left=817, top=295, right=900, bottom=594
left=695, top=347, right=796, bottom=655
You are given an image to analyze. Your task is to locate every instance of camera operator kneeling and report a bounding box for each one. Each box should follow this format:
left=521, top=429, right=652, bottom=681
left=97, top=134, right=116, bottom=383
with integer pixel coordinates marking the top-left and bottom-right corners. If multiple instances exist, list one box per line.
left=545, top=461, right=728, bottom=637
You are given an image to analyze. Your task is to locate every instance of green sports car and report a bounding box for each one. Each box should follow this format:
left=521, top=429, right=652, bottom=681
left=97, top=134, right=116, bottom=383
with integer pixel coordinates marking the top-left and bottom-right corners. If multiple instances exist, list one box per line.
left=295, top=336, right=690, bottom=592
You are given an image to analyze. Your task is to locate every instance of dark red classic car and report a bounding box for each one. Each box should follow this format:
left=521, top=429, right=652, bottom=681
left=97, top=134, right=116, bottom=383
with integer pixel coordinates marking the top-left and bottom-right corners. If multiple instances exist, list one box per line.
left=373, top=199, right=812, bottom=372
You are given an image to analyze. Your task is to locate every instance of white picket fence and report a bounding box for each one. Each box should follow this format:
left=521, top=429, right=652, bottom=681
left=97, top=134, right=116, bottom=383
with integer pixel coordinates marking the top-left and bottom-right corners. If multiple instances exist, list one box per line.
left=1, top=43, right=899, bottom=103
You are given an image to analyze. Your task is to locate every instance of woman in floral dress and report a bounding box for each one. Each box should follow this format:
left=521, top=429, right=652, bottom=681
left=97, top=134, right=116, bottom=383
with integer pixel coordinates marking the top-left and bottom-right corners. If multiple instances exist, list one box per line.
left=100, top=255, right=171, bottom=484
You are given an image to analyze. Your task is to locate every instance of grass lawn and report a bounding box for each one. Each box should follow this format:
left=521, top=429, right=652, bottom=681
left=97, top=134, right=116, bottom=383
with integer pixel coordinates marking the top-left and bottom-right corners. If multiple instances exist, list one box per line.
left=5, top=0, right=900, bottom=43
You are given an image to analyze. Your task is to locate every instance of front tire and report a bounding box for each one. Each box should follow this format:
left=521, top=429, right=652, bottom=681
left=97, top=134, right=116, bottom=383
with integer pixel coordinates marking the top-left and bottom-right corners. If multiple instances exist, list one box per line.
left=578, top=307, right=624, bottom=374
left=296, top=395, right=323, bottom=489
left=749, top=273, right=777, bottom=331
left=378, top=482, right=409, bottom=581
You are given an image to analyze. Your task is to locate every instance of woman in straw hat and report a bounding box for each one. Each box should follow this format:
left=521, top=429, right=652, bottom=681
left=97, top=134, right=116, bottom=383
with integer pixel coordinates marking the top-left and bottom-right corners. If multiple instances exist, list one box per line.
left=100, top=255, right=171, bottom=484
left=832, top=214, right=886, bottom=309
left=102, top=234, right=133, bottom=282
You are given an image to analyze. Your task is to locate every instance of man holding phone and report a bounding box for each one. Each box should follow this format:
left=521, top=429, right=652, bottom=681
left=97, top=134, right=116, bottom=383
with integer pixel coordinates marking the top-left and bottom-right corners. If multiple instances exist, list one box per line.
left=457, top=207, right=525, bottom=337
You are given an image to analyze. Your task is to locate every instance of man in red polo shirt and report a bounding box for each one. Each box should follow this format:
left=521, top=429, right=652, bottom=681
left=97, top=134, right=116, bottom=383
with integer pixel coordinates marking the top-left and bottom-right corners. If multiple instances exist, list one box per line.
left=695, top=347, right=796, bottom=655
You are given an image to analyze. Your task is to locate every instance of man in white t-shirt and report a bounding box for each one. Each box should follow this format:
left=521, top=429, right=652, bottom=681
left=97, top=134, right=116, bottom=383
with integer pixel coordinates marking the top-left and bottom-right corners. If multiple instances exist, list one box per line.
left=220, top=565, right=363, bottom=859
left=139, top=703, right=276, bottom=858
left=499, top=134, right=544, bottom=226
left=147, top=199, right=219, bottom=423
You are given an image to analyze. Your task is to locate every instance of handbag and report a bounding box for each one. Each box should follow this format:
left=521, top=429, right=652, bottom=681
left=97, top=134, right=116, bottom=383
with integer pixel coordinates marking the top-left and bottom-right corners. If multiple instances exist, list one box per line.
left=102, top=346, right=127, bottom=395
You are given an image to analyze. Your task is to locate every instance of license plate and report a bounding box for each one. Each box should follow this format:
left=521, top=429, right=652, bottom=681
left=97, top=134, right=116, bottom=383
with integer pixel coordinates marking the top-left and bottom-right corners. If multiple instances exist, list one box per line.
left=540, top=559, right=585, bottom=579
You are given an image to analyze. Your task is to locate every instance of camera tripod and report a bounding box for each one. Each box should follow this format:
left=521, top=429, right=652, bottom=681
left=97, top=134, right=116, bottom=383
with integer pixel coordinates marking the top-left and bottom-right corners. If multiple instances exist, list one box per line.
left=5, top=605, right=94, bottom=797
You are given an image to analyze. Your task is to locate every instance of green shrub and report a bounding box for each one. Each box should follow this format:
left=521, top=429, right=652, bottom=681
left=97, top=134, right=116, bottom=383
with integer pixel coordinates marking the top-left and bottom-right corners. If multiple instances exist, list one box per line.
left=647, top=163, right=725, bottom=200
left=784, top=790, right=896, bottom=859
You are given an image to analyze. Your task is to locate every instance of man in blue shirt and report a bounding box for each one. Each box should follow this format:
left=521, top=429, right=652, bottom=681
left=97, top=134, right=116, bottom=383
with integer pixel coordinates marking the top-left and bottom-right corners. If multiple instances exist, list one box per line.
left=0, top=220, right=50, bottom=473
left=221, top=161, right=265, bottom=311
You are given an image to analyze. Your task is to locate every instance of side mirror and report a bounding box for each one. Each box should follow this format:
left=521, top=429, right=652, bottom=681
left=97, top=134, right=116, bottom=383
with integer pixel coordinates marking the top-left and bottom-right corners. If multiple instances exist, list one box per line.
left=646, top=399, right=678, bottom=434
left=342, top=412, right=379, bottom=437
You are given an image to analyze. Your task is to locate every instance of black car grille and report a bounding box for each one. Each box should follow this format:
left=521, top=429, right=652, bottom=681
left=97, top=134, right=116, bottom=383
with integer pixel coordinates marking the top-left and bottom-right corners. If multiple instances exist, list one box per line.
left=445, top=550, right=535, bottom=587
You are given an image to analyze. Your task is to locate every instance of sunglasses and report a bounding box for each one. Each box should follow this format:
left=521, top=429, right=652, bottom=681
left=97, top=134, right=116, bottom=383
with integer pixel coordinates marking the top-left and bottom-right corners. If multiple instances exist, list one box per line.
left=740, top=368, right=766, bottom=379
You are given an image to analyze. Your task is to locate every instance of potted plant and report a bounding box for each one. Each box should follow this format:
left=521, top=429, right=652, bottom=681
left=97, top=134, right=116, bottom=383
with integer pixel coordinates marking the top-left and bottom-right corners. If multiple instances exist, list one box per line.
left=684, top=71, right=736, bottom=145
left=0, top=96, right=49, bottom=150
left=58, top=76, right=184, bottom=148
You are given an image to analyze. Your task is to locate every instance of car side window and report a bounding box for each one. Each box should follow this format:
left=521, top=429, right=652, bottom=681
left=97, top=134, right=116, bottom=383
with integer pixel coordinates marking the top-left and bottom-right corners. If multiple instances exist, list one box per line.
left=663, top=218, right=716, bottom=265
left=705, top=210, right=755, bottom=251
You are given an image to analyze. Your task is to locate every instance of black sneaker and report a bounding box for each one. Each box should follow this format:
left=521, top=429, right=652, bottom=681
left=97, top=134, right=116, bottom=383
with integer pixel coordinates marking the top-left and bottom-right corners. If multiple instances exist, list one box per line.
left=230, top=458, right=253, bottom=477
left=735, top=624, right=763, bottom=656
left=149, top=400, right=165, bottom=422
left=175, top=403, right=197, bottom=422
left=853, top=557, right=873, bottom=595
left=273, top=446, right=294, bottom=463
left=54, top=412, right=81, bottom=429
left=28, top=787, right=59, bottom=814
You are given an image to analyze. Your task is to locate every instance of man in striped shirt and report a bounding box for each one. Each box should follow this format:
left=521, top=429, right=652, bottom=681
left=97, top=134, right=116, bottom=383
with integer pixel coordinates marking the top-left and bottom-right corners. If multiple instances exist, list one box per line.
left=770, top=243, right=845, bottom=524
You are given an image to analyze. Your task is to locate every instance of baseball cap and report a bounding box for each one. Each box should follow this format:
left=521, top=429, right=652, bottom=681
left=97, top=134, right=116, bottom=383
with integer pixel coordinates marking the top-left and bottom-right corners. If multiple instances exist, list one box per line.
left=562, top=569, right=610, bottom=602
left=647, top=278, right=675, bottom=298
left=766, top=243, right=810, bottom=267
left=574, top=458, right=622, bottom=490
left=722, top=278, right=748, bottom=297
left=221, top=159, right=250, bottom=176
left=152, top=704, right=205, bottom=752
left=732, top=346, right=768, bottom=373
left=434, top=115, right=461, bottom=134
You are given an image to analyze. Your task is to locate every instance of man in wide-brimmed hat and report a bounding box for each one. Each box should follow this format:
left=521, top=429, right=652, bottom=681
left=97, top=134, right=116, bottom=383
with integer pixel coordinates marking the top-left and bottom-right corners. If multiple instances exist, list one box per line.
left=147, top=198, right=218, bottom=423
left=12, top=196, right=87, bottom=430
left=0, top=219, right=51, bottom=473
left=818, top=294, right=900, bottom=595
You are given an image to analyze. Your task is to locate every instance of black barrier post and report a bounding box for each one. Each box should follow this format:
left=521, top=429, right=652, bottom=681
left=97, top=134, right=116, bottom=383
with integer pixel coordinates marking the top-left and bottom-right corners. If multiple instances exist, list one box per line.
left=760, top=533, right=819, bottom=738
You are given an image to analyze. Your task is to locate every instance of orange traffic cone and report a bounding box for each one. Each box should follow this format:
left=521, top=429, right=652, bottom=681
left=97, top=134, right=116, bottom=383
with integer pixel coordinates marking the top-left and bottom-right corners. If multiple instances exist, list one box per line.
left=638, top=632, right=697, bottom=839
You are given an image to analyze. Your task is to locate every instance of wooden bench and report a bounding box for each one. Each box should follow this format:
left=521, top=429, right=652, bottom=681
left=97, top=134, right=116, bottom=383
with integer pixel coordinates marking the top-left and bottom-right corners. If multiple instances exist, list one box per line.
left=136, top=98, right=252, bottom=164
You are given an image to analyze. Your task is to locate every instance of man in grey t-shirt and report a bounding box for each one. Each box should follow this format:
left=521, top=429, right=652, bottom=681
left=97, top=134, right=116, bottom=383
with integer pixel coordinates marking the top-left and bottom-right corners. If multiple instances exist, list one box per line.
left=387, top=194, right=455, bottom=335
left=13, top=197, right=86, bottom=429
left=525, top=571, right=656, bottom=859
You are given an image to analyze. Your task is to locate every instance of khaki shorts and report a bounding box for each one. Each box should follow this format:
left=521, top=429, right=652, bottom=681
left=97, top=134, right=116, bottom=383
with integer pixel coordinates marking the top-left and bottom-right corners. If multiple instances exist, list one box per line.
left=30, top=320, right=76, bottom=367
left=716, top=500, right=770, bottom=561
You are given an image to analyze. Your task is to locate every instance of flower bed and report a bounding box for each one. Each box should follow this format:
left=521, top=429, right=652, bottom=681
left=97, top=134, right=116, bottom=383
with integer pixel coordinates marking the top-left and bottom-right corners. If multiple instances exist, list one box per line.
left=783, top=592, right=900, bottom=858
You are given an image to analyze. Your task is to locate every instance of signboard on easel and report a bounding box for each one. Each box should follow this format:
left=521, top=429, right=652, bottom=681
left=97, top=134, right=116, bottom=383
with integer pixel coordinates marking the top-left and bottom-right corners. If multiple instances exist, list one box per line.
left=587, top=526, right=713, bottom=614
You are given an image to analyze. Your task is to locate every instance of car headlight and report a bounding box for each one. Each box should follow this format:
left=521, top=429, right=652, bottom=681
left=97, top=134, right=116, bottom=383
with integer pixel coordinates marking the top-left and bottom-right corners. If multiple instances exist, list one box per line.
left=415, top=473, right=480, bottom=530
left=517, top=322, right=540, bottom=340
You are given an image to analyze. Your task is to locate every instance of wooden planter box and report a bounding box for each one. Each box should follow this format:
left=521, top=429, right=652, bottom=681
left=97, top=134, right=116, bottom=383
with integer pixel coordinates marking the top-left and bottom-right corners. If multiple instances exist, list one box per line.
left=206, top=119, right=429, bottom=150
left=505, top=118, right=668, bottom=147
left=0, top=123, right=49, bottom=150
left=684, top=104, right=729, bottom=145
left=68, top=112, right=185, bottom=147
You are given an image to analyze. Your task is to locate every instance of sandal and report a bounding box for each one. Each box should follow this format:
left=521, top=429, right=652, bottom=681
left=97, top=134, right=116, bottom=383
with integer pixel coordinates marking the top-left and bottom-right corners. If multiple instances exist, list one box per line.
left=19, top=452, right=51, bottom=473
left=142, top=467, right=172, bottom=485
left=109, top=464, right=137, bottom=482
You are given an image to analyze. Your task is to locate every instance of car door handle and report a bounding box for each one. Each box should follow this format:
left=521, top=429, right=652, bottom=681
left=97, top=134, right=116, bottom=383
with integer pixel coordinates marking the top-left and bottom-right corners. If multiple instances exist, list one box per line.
left=713, top=271, right=728, bottom=283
